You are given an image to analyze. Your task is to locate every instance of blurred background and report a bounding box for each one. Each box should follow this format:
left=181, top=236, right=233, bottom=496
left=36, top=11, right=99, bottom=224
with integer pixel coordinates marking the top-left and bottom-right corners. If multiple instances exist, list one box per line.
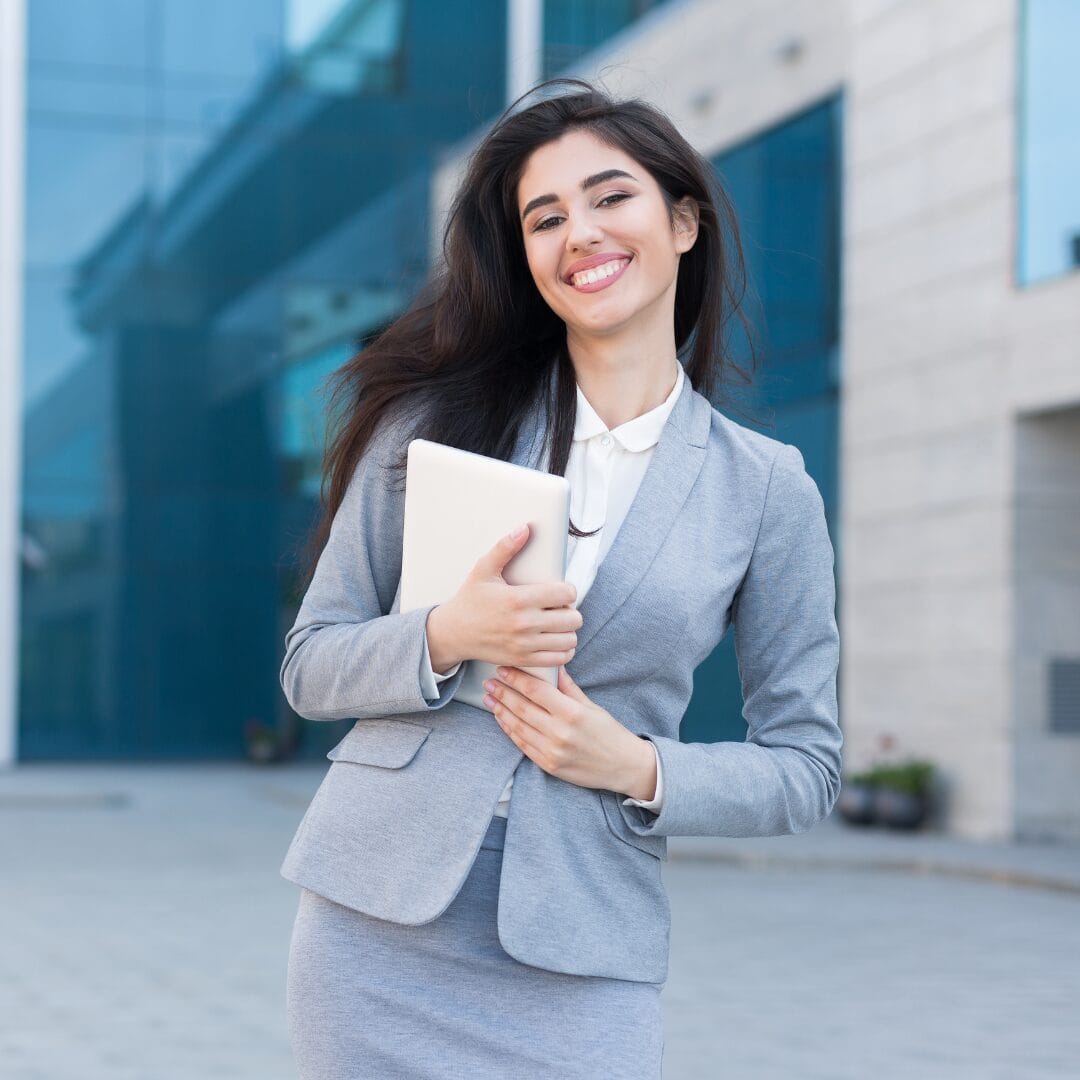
left=3, top=0, right=1079, bottom=840
left=0, top=2, right=1078, bottom=1076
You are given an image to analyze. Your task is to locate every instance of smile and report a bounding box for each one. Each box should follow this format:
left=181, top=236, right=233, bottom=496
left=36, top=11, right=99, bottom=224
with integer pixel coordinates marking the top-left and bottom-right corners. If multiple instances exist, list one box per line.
left=567, top=257, right=632, bottom=292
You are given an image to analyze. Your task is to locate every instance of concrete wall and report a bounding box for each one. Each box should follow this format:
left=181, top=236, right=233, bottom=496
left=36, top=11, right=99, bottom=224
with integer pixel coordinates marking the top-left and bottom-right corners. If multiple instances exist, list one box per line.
left=1013, top=405, right=1080, bottom=840
left=845, top=0, right=1080, bottom=839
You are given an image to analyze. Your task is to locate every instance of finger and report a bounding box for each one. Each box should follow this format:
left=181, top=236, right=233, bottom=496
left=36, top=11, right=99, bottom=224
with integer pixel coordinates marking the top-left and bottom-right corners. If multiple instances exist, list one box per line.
left=557, top=666, right=589, bottom=703
left=524, top=628, right=577, bottom=652
left=517, top=649, right=577, bottom=667
left=493, top=703, right=544, bottom=762
left=530, top=610, right=581, bottom=635
left=515, top=580, right=578, bottom=610
left=495, top=665, right=565, bottom=716
left=489, top=679, right=548, bottom=733
left=477, top=525, right=530, bottom=579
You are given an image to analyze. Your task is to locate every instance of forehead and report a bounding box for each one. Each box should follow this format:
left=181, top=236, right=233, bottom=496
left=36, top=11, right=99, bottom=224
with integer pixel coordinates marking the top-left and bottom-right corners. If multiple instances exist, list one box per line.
left=517, top=130, right=642, bottom=205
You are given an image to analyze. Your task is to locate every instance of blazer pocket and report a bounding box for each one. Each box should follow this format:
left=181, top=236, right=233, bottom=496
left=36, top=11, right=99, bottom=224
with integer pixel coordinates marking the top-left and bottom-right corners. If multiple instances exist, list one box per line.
left=598, top=789, right=668, bottom=861
left=326, top=718, right=432, bottom=769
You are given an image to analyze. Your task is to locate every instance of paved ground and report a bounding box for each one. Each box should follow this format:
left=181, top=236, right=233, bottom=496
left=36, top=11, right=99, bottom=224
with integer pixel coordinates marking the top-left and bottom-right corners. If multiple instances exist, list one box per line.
left=2, top=762, right=1078, bottom=1079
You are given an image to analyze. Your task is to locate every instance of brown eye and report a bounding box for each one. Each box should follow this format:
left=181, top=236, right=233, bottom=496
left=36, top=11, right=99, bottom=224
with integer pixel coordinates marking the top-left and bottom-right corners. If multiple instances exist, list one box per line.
left=532, top=193, right=629, bottom=233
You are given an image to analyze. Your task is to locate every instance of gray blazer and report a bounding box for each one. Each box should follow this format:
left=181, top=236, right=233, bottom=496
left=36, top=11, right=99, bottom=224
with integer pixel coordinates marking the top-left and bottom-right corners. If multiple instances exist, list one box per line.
left=279, top=367, right=842, bottom=984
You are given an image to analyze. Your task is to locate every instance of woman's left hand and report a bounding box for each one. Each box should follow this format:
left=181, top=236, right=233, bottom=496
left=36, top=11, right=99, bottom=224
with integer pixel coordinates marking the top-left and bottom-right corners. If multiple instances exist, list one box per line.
left=482, top=665, right=654, bottom=797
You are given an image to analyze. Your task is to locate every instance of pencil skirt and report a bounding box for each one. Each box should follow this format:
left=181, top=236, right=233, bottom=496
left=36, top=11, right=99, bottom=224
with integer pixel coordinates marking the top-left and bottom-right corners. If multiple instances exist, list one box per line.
left=286, top=813, right=665, bottom=1079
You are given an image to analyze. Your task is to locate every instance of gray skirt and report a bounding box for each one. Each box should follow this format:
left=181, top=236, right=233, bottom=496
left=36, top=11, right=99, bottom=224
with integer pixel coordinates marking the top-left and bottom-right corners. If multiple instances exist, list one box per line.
left=286, top=813, right=665, bottom=1079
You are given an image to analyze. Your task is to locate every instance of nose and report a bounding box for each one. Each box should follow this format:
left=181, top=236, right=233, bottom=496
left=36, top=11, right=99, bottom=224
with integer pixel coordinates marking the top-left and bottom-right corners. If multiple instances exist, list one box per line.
left=565, top=207, right=604, bottom=252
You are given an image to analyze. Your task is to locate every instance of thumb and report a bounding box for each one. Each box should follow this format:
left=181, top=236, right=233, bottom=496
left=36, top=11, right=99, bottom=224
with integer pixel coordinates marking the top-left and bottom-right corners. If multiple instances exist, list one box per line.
left=479, top=523, right=530, bottom=579
left=558, top=665, right=589, bottom=703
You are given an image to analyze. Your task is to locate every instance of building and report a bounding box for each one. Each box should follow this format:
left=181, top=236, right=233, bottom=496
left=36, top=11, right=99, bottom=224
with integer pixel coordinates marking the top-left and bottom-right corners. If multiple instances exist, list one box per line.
left=2, top=0, right=1077, bottom=841
left=0, top=0, right=673, bottom=764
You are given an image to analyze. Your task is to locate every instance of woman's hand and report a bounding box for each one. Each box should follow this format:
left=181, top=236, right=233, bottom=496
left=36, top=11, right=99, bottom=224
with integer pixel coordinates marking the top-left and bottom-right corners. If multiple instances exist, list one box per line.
left=426, top=524, right=583, bottom=673
left=482, top=665, right=657, bottom=799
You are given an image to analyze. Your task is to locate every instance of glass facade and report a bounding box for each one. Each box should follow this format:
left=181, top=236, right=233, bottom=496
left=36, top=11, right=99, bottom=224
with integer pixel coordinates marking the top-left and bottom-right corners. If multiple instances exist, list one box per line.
left=685, top=96, right=843, bottom=745
left=19, top=0, right=508, bottom=759
left=18, top=0, right=674, bottom=761
left=1018, top=0, right=1080, bottom=285
left=542, top=0, right=672, bottom=76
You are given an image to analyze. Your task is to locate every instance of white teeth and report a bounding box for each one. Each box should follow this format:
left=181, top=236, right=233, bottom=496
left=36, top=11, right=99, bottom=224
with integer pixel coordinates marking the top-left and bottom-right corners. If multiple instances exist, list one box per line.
left=571, top=259, right=627, bottom=287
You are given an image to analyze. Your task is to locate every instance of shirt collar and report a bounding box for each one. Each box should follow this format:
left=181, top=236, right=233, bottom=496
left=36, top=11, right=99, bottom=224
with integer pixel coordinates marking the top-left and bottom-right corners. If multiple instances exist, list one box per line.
left=573, top=364, right=685, bottom=452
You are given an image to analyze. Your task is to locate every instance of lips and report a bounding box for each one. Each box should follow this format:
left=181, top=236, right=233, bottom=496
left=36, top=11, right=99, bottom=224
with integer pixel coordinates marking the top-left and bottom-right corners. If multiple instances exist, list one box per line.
left=565, top=256, right=632, bottom=293
left=563, top=252, right=633, bottom=284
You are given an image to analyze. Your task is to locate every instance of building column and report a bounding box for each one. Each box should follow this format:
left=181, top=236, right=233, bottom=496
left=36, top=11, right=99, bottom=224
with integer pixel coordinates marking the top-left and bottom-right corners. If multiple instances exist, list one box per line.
left=507, top=0, right=543, bottom=106
left=0, top=0, right=27, bottom=767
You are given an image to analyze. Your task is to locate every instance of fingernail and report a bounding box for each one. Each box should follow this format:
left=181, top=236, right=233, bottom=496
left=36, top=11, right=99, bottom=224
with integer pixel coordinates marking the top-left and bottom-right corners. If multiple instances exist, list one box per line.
left=508, top=524, right=526, bottom=539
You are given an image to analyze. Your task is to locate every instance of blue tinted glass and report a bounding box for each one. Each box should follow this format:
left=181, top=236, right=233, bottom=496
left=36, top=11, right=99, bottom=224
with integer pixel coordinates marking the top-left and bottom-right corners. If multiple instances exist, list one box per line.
left=28, top=0, right=151, bottom=71
left=281, top=340, right=354, bottom=497
left=712, top=98, right=842, bottom=414
left=28, top=70, right=150, bottom=124
left=290, top=0, right=406, bottom=95
left=22, top=269, right=95, bottom=409
left=20, top=0, right=508, bottom=760
left=1018, top=0, right=1080, bottom=284
left=543, top=0, right=671, bottom=76
left=159, top=0, right=284, bottom=82
left=24, top=124, right=147, bottom=267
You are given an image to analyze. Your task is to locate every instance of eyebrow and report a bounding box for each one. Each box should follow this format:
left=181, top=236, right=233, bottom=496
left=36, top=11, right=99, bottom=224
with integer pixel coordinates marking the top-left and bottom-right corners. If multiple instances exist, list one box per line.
left=520, top=168, right=638, bottom=222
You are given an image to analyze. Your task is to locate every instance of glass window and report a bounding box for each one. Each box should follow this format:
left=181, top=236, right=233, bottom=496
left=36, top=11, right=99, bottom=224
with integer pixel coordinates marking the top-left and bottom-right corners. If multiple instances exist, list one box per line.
left=1018, top=0, right=1080, bottom=285
left=19, top=0, right=507, bottom=760
left=27, top=0, right=151, bottom=72
left=543, top=0, right=672, bottom=76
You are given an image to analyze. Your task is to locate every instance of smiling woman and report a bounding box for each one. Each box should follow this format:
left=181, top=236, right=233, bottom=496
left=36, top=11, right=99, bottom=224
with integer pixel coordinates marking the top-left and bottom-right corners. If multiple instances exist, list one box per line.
left=516, top=128, right=699, bottom=387
left=290, top=77, right=755, bottom=589
left=282, top=75, right=841, bottom=1080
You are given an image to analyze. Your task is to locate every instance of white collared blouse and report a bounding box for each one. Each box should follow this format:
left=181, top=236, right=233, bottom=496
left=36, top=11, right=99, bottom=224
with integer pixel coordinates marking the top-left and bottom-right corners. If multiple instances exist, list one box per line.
left=421, top=364, right=685, bottom=818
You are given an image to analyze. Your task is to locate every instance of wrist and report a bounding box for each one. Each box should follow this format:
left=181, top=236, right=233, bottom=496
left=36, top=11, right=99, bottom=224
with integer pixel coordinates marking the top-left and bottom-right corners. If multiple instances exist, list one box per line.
left=619, top=734, right=658, bottom=802
left=426, top=602, right=463, bottom=674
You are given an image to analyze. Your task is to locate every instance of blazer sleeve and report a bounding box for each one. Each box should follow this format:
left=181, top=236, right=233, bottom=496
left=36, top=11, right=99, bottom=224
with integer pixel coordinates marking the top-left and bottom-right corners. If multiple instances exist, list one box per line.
left=619, top=442, right=842, bottom=837
left=419, top=631, right=463, bottom=699
left=279, top=417, right=469, bottom=721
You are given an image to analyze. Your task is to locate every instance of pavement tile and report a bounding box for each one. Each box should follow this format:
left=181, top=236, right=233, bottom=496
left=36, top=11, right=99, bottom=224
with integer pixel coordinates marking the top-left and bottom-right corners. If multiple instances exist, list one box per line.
left=2, top=763, right=1078, bottom=1079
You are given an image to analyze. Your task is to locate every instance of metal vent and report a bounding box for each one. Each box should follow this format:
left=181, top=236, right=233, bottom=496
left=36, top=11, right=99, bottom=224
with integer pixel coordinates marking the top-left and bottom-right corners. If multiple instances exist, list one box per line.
left=1049, top=658, right=1080, bottom=734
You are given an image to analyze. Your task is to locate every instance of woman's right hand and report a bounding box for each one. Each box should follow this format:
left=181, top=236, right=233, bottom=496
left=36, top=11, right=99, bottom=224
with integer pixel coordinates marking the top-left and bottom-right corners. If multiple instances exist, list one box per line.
left=425, top=524, right=582, bottom=672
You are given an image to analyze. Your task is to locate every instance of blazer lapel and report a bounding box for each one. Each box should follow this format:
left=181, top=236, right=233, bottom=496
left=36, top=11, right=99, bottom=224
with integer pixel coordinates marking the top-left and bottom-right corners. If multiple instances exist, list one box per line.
left=511, top=363, right=712, bottom=658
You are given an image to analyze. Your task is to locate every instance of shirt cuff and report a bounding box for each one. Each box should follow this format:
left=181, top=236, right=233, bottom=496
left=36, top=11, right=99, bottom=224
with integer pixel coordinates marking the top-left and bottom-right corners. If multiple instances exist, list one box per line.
left=419, top=625, right=463, bottom=700
left=621, top=739, right=664, bottom=812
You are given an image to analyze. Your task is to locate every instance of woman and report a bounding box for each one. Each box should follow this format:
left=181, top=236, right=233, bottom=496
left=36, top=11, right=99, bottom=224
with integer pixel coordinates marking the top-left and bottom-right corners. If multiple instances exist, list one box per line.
left=282, top=77, right=842, bottom=1079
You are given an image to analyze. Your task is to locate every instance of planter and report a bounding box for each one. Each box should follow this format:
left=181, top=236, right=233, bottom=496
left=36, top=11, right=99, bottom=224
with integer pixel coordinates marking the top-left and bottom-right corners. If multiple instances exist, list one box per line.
left=839, top=756, right=935, bottom=831
left=244, top=716, right=294, bottom=764
left=836, top=781, right=877, bottom=826
left=246, top=739, right=281, bottom=764
left=872, top=786, right=929, bottom=830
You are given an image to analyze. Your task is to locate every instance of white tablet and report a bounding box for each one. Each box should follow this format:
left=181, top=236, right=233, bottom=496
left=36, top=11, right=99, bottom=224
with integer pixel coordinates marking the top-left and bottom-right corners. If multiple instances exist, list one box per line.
left=400, top=438, right=571, bottom=711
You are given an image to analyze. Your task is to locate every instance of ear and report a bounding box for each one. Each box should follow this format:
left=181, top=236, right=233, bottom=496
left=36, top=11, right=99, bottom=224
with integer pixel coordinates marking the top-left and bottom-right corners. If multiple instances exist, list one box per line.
left=673, top=195, right=700, bottom=254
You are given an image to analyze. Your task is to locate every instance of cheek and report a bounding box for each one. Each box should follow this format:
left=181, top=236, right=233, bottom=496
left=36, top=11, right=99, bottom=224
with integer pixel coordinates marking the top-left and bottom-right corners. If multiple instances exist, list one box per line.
left=522, top=240, right=556, bottom=286
left=523, top=250, right=568, bottom=310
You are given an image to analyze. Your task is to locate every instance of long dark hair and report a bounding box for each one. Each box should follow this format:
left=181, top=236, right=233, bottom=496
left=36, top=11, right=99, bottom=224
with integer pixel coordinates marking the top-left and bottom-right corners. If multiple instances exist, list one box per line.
left=291, top=76, right=757, bottom=594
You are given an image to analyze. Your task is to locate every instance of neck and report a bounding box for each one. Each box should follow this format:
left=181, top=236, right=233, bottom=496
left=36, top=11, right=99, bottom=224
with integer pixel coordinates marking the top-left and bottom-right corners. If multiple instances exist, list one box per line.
left=566, top=332, right=680, bottom=430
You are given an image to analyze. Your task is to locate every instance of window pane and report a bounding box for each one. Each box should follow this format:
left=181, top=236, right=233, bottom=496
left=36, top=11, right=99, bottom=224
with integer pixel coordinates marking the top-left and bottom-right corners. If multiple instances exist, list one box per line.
left=1018, top=0, right=1080, bottom=284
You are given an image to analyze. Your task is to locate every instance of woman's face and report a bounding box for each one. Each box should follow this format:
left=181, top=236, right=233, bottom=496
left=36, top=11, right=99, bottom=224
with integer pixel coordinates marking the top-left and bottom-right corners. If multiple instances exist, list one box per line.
left=516, top=128, right=698, bottom=340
